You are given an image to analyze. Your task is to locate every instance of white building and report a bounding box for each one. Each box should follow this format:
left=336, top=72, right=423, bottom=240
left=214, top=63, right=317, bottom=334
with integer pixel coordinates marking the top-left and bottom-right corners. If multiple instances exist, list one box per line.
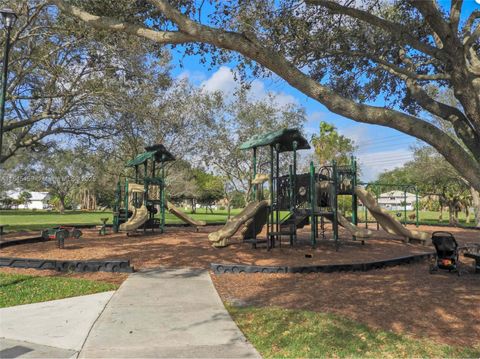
left=376, top=190, right=417, bottom=211
left=5, top=190, right=51, bottom=210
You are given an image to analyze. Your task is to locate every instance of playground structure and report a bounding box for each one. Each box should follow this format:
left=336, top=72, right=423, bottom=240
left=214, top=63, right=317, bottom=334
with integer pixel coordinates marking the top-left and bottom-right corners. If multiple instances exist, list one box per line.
left=113, top=144, right=205, bottom=234
left=209, top=128, right=371, bottom=248
left=109, top=134, right=429, bottom=244
left=209, top=128, right=429, bottom=248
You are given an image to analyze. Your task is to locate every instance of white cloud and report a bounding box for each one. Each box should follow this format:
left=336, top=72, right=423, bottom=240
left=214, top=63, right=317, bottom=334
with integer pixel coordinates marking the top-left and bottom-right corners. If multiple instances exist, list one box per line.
left=201, top=66, right=235, bottom=94
left=177, top=70, right=207, bottom=84
left=200, top=66, right=298, bottom=108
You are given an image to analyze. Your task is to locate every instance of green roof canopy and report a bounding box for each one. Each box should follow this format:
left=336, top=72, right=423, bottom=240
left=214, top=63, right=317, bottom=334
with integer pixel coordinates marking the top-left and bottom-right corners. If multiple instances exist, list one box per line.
left=126, top=144, right=175, bottom=167
left=239, top=128, right=310, bottom=152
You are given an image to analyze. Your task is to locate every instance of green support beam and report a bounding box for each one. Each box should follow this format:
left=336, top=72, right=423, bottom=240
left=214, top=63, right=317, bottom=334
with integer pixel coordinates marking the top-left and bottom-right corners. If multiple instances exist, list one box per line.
left=161, top=160, right=166, bottom=233
left=252, top=148, right=257, bottom=201
left=415, top=186, right=419, bottom=227
left=332, top=161, right=339, bottom=247
left=269, top=145, right=274, bottom=249
left=309, top=161, right=316, bottom=246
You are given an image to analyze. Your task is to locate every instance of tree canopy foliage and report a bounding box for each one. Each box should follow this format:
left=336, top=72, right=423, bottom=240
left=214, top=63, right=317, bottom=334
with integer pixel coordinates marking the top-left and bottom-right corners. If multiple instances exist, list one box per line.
left=0, top=0, right=171, bottom=163
left=49, top=0, right=480, bottom=193
left=311, top=121, right=357, bottom=166
left=198, top=89, right=306, bottom=202
left=377, top=146, right=478, bottom=226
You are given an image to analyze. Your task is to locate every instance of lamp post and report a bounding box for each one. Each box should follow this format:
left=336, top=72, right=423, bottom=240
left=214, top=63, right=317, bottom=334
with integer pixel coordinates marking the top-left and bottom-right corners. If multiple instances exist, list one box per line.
left=0, top=8, right=17, bottom=159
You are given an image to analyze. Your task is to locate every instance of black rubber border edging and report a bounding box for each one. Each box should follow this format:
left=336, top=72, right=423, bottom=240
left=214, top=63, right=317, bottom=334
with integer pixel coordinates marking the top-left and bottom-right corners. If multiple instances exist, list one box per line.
left=211, top=252, right=435, bottom=274
left=0, top=236, right=47, bottom=249
left=0, top=257, right=134, bottom=273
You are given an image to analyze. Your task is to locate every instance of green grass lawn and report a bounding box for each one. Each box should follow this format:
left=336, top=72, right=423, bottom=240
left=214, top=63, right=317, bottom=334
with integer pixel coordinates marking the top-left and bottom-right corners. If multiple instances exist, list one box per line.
left=0, top=272, right=118, bottom=308
left=0, top=208, right=242, bottom=232
left=1, top=208, right=476, bottom=233
left=228, top=305, right=480, bottom=358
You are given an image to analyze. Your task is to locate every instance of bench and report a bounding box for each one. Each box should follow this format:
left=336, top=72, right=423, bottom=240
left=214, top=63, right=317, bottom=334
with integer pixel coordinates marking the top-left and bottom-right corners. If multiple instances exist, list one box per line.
left=464, top=253, right=480, bottom=273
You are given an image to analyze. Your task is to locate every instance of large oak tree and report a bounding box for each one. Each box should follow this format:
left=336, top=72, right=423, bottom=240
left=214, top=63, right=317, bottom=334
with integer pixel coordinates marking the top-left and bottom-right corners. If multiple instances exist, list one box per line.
left=0, top=0, right=170, bottom=163
left=48, top=0, right=480, bottom=191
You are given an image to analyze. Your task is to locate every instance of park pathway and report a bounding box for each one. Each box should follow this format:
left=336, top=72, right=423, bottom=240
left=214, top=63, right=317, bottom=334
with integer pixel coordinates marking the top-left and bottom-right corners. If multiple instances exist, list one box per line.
left=79, top=268, right=260, bottom=358
left=0, top=291, right=115, bottom=358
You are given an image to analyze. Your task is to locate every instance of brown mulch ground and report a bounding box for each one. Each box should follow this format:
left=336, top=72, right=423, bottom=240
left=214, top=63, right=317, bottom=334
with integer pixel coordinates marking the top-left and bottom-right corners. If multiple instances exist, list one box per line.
left=212, top=262, right=480, bottom=347
left=0, top=230, right=42, bottom=243
left=3, top=224, right=478, bottom=269
left=1, top=224, right=479, bottom=347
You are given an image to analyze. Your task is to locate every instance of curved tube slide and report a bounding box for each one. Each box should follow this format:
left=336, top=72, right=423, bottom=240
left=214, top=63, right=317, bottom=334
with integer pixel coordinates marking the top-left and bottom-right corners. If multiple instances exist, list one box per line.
left=208, top=200, right=269, bottom=248
left=119, top=183, right=148, bottom=232
left=119, top=205, right=149, bottom=231
left=355, top=186, right=429, bottom=244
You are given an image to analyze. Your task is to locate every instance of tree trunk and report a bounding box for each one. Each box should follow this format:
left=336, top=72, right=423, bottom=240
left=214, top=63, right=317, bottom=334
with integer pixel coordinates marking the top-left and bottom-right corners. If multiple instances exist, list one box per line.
left=448, top=204, right=456, bottom=226
left=191, top=198, right=196, bottom=213
left=227, top=200, right=231, bottom=219
left=470, top=187, right=480, bottom=228
left=243, top=191, right=251, bottom=206
left=59, top=196, right=66, bottom=214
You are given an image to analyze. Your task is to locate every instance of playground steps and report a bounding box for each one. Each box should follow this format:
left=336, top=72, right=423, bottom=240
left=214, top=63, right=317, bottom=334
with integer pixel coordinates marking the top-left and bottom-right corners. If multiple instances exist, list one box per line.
left=268, top=230, right=296, bottom=237
left=280, top=211, right=309, bottom=231
left=279, top=219, right=308, bottom=236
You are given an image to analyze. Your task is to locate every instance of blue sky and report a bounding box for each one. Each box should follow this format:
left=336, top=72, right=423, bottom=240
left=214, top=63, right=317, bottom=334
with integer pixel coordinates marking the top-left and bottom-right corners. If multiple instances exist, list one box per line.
left=167, top=0, right=479, bottom=182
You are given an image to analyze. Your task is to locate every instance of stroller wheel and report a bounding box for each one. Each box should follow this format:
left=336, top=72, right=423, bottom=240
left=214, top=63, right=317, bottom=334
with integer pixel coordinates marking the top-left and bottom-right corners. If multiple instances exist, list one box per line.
left=457, top=265, right=467, bottom=276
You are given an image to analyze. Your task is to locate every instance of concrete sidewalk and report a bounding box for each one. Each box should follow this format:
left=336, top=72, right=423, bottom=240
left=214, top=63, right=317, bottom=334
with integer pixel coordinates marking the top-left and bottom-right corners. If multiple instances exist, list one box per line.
left=0, top=291, right=115, bottom=358
left=0, top=338, right=76, bottom=358
left=79, top=268, right=260, bottom=358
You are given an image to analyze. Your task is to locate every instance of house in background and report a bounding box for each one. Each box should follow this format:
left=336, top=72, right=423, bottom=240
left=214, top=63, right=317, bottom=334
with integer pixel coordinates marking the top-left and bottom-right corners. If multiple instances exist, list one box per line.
left=376, top=190, right=416, bottom=211
left=5, top=190, right=51, bottom=210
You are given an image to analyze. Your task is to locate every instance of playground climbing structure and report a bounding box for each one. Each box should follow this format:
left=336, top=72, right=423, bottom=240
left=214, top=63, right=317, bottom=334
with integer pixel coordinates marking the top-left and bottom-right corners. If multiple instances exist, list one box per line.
left=113, top=144, right=205, bottom=234
left=209, top=128, right=371, bottom=249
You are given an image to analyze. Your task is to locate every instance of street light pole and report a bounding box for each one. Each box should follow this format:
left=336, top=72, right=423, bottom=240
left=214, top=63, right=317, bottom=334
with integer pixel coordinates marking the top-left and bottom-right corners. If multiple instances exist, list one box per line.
left=0, top=8, right=17, bottom=160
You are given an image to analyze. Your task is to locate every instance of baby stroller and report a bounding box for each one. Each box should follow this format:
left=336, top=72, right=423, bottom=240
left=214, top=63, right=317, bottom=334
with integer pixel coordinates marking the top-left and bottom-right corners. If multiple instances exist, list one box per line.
left=429, top=231, right=460, bottom=275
